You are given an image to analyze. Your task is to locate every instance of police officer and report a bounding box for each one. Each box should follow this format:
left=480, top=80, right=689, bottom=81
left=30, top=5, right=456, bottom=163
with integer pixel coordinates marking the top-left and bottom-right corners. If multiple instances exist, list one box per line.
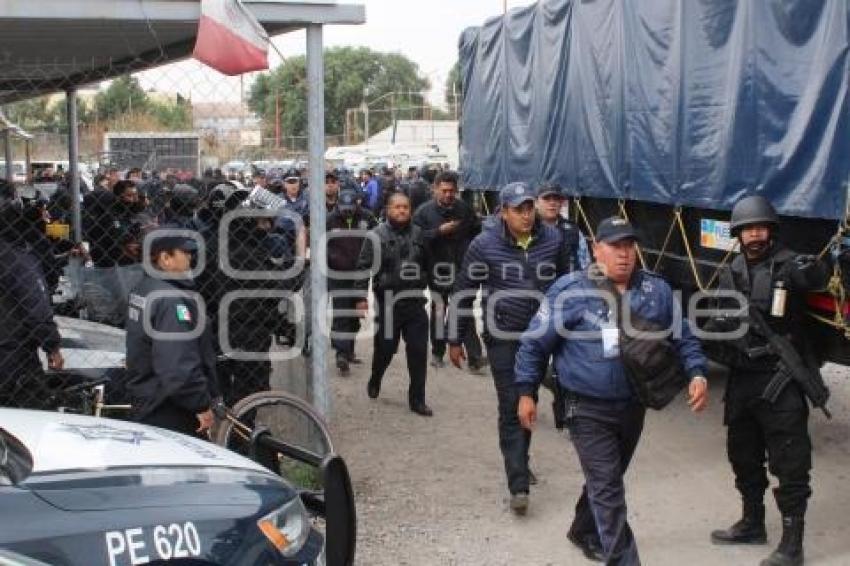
left=447, top=182, right=572, bottom=515
left=535, top=182, right=591, bottom=429
left=708, top=196, right=829, bottom=566
left=354, top=192, right=432, bottom=416
left=0, top=182, right=64, bottom=408
left=328, top=189, right=377, bottom=375
left=125, top=227, right=218, bottom=437
left=413, top=170, right=484, bottom=371
left=515, top=217, right=709, bottom=564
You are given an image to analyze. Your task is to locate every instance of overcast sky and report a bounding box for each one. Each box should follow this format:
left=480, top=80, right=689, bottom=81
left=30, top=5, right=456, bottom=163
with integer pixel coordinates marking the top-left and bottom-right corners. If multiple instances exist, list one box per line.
left=136, top=0, right=527, bottom=105
left=268, top=0, right=527, bottom=102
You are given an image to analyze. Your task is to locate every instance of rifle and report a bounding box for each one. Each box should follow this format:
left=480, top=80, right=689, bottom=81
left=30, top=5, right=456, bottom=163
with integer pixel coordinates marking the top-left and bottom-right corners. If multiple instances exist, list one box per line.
left=748, top=306, right=832, bottom=419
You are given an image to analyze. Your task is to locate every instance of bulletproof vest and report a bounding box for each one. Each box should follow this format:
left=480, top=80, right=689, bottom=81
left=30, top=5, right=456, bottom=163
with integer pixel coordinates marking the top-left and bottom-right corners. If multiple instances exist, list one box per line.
left=722, top=245, right=803, bottom=352
left=557, top=218, right=582, bottom=271
left=373, top=222, right=426, bottom=293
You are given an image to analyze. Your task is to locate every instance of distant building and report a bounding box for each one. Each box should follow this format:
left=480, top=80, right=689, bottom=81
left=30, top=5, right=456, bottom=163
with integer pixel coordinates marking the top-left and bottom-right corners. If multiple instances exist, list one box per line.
left=326, top=120, right=459, bottom=170
left=192, top=102, right=261, bottom=145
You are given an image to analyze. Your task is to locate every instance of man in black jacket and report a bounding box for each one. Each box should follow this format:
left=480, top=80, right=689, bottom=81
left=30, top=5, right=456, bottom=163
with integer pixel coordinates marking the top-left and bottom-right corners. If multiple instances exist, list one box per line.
left=707, top=196, right=830, bottom=566
left=355, top=192, right=432, bottom=416
left=125, top=227, right=218, bottom=437
left=413, top=170, right=484, bottom=371
left=0, top=183, right=64, bottom=408
left=328, top=189, right=377, bottom=375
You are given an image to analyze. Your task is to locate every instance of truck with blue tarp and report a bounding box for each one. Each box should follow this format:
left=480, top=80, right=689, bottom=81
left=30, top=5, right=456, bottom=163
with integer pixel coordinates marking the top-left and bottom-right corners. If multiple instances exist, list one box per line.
left=458, top=0, right=850, bottom=364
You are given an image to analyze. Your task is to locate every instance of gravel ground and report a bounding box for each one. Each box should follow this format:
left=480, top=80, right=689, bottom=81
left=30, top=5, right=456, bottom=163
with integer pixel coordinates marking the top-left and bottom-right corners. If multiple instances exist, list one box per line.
left=318, top=336, right=850, bottom=566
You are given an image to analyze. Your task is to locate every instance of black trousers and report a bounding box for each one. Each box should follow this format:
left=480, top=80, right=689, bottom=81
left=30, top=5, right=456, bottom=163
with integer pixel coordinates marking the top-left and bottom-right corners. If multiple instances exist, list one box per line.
left=486, top=337, right=532, bottom=495
left=218, top=332, right=272, bottom=407
left=330, top=280, right=362, bottom=358
left=429, top=289, right=483, bottom=363
left=139, top=400, right=205, bottom=439
left=370, top=297, right=429, bottom=406
left=725, top=372, right=812, bottom=517
left=566, top=393, right=645, bottom=566
left=0, top=350, right=52, bottom=409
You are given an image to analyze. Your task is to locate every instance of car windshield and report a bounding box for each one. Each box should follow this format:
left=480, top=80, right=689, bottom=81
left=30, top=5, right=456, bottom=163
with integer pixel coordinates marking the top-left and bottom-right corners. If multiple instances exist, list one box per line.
left=0, top=427, right=34, bottom=486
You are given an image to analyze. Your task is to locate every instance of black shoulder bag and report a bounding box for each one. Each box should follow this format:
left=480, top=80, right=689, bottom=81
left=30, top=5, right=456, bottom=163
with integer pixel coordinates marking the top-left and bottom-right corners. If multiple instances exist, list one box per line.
left=602, top=278, right=688, bottom=410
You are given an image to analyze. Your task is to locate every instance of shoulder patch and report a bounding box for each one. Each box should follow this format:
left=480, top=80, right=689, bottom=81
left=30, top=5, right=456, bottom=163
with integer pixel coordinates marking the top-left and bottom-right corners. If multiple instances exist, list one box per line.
left=176, top=304, right=192, bottom=323
left=129, top=293, right=146, bottom=309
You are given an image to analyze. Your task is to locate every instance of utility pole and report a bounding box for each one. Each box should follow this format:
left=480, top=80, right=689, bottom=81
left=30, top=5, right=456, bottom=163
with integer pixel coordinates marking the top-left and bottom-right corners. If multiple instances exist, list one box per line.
left=275, top=91, right=281, bottom=150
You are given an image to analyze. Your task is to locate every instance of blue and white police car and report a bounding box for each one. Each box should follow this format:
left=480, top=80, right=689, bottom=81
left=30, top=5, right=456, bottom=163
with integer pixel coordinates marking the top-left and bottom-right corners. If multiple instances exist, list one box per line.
left=0, top=408, right=355, bottom=566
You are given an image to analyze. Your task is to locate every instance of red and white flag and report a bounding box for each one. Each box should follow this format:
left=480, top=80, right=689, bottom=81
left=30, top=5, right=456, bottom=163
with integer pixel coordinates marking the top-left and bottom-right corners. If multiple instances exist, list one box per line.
left=193, top=0, right=270, bottom=76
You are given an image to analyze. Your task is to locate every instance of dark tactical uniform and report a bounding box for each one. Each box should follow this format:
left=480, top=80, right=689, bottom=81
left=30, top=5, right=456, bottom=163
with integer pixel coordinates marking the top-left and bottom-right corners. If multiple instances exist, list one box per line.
left=0, top=239, right=61, bottom=409
left=708, top=196, right=829, bottom=566
left=355, top=218, right=430, bottom=412
left=413, top=196, right=483, bottom=368
left=327, top=193, right=377, bottom=369
left=125, top=274, right=219, bottom=437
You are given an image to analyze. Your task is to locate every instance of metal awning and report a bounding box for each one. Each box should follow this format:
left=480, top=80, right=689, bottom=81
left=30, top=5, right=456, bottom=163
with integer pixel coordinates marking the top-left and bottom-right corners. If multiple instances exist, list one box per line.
left=0, top=0, right=365, bottom=104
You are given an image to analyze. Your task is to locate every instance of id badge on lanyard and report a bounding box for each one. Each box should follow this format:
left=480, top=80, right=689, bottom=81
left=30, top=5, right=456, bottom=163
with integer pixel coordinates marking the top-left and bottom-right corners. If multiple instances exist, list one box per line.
left=601, top=323, right=620, bottom=359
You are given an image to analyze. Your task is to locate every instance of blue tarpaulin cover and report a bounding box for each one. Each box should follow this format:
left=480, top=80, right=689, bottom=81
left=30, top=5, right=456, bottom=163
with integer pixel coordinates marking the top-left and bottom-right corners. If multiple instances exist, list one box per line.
left=459, top=0, right=850, bottom=220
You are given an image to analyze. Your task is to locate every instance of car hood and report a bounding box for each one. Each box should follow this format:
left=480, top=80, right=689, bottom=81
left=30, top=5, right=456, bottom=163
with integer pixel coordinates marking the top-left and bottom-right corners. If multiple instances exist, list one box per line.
left=0, top=408, right=271, bottom=477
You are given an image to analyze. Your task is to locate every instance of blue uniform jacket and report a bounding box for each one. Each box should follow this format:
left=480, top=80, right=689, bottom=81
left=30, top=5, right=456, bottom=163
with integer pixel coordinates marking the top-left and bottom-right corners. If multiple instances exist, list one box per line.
left=515, top=269, right=707, bottom=401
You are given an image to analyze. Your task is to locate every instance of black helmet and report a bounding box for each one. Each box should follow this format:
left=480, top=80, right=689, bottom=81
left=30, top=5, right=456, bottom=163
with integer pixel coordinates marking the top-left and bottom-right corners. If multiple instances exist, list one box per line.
left=208, top=181, right=249, bottom=213
left=170, top=184, right=201, bottom=216
left=730, top=195, right=779, bottom=235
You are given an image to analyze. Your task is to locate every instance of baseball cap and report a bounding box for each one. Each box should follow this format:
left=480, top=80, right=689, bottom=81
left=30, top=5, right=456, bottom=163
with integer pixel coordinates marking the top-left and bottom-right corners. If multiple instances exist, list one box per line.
left=499, top=182, right=536, bottom=208
left=146, top=226, right=198, bottom=255
left=325, top=170, right=339, bottom=182
left=595, top=217, right=640, bottom=244
left=284, top=168, right=300, bottom=182
left=337, top=190, right=358, bottom=213
left=536, top=182, right=563, bottom=198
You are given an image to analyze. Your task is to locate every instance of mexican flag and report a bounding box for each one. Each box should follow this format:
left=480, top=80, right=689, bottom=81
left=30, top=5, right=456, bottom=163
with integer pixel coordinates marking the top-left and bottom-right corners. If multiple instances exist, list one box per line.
left=193, top=0, right=270, bottom=75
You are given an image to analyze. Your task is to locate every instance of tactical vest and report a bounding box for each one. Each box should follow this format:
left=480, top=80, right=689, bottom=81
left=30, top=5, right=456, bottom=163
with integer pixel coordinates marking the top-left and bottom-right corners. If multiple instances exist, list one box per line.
left=372, top=223, right=427, bottom=294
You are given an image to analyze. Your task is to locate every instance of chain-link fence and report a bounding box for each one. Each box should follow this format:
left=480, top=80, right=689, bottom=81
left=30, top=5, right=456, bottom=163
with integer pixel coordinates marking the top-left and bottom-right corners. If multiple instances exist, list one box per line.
left=0, top=52, right=331, bottom=414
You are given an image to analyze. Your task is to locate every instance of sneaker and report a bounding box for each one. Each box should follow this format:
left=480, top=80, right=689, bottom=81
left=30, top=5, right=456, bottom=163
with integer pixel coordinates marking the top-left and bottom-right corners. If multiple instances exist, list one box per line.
left=509, top=492, right=529, bottom=516
left=409, top=402, right=434, bottom=417
left=430, top=354, right=446, bottom=369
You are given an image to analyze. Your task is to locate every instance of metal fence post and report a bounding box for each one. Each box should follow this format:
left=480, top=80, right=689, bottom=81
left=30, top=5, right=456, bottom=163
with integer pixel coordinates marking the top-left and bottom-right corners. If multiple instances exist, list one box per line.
left=67, top=87, right=82, bottom=243
left=306, top=24, right=330, bottom=419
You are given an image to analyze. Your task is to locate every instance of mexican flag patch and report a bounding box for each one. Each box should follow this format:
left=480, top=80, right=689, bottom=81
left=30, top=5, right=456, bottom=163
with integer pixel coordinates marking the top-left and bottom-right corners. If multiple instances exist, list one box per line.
left=176, top=304, right=192, bottom=323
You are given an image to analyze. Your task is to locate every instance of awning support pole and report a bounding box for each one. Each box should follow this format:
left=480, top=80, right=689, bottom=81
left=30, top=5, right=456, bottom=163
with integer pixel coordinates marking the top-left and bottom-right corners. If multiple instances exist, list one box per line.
left=67, top=87, right=82, bottom=243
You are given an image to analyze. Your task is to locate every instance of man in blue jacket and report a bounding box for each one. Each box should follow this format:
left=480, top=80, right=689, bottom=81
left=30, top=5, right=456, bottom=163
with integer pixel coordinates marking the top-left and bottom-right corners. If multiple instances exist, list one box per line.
left=448, top=181, right=572, bottom=515
left=515, top=217, right=709, bottom=565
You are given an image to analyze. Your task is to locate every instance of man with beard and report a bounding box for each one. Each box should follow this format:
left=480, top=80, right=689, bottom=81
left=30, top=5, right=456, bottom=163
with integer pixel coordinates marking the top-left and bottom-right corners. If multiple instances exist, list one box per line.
left=707, top=196, right=830, bottom=566
left=354, top=192, right=431, bottom=416
left=125, top=227, right=218, bottom=437
left=413, top=170, right=484, bottom=372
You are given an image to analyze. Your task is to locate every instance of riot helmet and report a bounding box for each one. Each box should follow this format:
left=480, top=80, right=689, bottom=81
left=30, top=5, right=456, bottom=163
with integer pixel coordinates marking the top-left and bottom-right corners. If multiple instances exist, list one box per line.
left=730, top=195, right=779, bottom=235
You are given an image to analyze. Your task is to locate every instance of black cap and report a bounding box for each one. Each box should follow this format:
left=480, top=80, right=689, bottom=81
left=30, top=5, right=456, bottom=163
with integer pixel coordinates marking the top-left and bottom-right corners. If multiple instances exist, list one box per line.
left=325, top=170, right=338, bottom=182
left=536, top=182, right=564, bottom=198
left=499, top=182, right=536, bottom=208
left=146, top=226, right=198, bottom=255
left=337, top=190, right=358, bottom=213
left=284, top=168, right=300, bottom=181
left=595, top=216, right=640, bottom=244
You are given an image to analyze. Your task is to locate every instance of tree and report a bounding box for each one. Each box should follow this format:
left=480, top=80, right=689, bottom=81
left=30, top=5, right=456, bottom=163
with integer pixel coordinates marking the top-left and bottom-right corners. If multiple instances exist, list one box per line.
left=248, top=46, right=431, bottom=143
left=445, top=61, right=461, bottom=108
left=93, top=75, right=149, bottom=122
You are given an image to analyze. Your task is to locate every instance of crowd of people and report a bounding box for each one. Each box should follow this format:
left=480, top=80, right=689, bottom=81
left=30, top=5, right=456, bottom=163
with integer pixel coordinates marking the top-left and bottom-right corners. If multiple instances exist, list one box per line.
left=0, top=159, right=832, bottom=564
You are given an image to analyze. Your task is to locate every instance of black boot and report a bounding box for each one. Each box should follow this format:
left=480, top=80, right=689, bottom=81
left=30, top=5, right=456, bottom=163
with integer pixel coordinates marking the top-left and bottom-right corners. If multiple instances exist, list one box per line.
left=760, top=516, right=804, bottom=566
left=710, top=501, right=767, bottom=545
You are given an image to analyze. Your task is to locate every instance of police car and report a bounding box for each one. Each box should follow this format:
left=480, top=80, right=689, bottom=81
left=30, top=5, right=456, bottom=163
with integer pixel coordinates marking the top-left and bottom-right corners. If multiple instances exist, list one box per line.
left=0, top=408, right=355, bottom=566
